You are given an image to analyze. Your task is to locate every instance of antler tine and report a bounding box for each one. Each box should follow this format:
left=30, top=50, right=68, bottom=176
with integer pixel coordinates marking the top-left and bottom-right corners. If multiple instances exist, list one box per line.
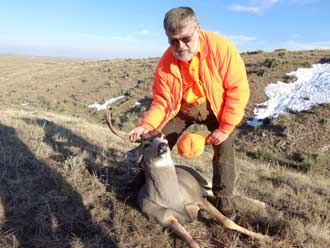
left=105, top=106, right=131, bottom=140
left=106, top=98, right=173, bottom=142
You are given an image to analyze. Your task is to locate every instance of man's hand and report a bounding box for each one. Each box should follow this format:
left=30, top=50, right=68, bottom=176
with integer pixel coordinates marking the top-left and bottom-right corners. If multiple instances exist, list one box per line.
left=206, top=128, right=229, bottom=145
left=128, top=126, right=149, bottom=143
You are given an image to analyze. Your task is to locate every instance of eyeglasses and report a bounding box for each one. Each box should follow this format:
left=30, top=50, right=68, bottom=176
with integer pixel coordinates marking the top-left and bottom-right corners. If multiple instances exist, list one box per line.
left=168, top=28, right=196, bottom=46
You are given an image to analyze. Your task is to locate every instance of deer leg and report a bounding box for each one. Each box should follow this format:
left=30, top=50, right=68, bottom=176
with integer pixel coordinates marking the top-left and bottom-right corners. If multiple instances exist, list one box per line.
left=140, top=198, right=200, bottom=247
left=167, top=215, right=200, bottom=248
left=199, top=198, right=270, bottom=240
left=184, top=203, right=200, bottom=221
left=235, top=194, right=267, bottom=209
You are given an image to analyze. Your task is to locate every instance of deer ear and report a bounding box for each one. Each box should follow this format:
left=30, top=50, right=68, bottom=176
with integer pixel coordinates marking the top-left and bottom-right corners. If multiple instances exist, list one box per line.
left=124, top=144, right=144, bottom=163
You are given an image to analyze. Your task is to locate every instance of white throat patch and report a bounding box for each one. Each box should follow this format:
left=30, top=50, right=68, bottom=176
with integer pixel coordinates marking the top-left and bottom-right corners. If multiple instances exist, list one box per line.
left=153, top=153, right=173, bottom=167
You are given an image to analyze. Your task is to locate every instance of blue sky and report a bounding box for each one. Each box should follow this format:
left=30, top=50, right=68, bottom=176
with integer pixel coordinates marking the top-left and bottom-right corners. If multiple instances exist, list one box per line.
left=1, top=0, right=329, bottom=59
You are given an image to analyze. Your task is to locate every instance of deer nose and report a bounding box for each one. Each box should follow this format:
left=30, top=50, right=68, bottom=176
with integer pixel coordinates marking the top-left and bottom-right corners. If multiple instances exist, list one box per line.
left=158, top=142, right=168, bottom=155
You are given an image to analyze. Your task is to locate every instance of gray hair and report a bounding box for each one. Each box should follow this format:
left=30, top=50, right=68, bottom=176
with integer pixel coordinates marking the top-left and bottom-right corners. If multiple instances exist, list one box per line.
left=163, top=7, right=199, bottom=34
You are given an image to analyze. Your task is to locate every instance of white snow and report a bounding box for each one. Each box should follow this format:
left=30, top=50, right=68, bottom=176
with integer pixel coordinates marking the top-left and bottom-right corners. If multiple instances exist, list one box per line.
left=88, top=95, right=125, bottom=111
left=247, top=63, right=330, bottom=126
left=87, top=64, right=330, bottom=124
left=133, top=101, right=142, bottom=107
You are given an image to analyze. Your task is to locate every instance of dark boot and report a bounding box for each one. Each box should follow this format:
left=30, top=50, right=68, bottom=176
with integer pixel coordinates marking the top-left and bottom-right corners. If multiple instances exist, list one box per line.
left=209, top=196, right=236, bottom=221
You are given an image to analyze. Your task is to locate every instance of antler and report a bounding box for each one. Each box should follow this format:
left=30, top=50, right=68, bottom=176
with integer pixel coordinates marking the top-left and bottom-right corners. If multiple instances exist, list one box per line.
left=106, top=105, right=160, bottom=142
left=106, top=106, right=130, bottom=140
left=105, top=96, right=174, bottom=142
left=106, top=106, right=157, bottom=142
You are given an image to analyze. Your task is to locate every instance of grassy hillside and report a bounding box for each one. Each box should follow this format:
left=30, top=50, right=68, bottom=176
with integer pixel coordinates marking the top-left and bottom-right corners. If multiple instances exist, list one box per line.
left=0, top=109, right=329, bottom=247
left=0, top=50, right=330, bottom=247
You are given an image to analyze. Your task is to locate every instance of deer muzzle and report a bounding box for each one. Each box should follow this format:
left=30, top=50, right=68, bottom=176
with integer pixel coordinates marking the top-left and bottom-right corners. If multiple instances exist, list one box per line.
left=158, top=141, right=169, bottom=156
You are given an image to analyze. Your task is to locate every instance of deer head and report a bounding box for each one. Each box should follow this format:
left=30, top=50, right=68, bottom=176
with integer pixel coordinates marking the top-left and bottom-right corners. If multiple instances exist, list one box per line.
left=105, top=105, right=172, bottom=164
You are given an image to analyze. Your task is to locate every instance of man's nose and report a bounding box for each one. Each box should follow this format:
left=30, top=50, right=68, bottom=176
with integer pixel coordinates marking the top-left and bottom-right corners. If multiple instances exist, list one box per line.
left=176, top=40, right=186, bottom=48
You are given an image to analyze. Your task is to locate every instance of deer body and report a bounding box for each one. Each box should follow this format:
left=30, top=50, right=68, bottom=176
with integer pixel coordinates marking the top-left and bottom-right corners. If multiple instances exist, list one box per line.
left=105, top=108, right=269, bottom=248
left=132, top=136, right=268, bottom=248
left=138, top=161, right=205, bottom=225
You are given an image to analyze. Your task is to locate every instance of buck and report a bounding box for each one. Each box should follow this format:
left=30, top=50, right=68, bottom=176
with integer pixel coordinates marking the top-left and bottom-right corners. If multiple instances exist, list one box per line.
left=106, top=107, right=269, bottom=248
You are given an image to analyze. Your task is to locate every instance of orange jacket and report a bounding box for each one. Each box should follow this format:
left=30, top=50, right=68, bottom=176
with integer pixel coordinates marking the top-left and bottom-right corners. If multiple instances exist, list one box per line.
left=141, top=30, right=249, bottom=134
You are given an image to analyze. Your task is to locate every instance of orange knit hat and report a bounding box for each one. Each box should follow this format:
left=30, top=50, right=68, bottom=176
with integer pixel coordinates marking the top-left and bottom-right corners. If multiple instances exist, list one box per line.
left=177, top=132, right=208, bottom=158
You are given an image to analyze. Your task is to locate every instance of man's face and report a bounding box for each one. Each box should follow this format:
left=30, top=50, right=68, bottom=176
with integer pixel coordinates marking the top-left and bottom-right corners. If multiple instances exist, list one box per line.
left=166, top=23, right=199, bottom=61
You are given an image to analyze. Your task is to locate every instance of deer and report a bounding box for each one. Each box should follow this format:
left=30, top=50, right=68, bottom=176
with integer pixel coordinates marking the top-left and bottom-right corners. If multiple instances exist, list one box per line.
left=105, top=106, right=269, bottom=248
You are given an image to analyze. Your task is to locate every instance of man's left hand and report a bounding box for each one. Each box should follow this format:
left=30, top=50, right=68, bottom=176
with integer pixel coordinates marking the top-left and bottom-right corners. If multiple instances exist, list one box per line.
left=205, top=128, right=229, bottom=145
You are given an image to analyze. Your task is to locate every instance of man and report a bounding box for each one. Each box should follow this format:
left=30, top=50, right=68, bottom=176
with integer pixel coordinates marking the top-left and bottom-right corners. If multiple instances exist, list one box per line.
left=129, top=7, right=249, bottom=218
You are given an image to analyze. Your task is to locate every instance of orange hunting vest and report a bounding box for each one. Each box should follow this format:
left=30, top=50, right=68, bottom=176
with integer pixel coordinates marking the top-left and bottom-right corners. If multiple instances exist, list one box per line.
left=141, top=30, right=249, bottom=134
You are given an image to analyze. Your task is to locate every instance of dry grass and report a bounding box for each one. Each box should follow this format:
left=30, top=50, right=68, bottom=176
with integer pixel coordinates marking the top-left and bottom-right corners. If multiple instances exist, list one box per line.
left=1, top=51, right=330, bottom=170
left=1, top=50, right=330, bottom=247
left=0, top=109, right=329, bottom=247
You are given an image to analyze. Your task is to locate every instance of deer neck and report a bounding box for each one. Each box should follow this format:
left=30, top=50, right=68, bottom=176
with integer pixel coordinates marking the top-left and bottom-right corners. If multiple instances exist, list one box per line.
left=144, top=159, right=183, bottom=208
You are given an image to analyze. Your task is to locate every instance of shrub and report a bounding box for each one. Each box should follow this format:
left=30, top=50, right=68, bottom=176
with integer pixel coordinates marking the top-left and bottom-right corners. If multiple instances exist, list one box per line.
left=262, top=58, right=282, bottom=68
left=254, top=147, right=278, bottom=162
left=296, top=61, right=312, bottom=68
left=286, top=107, right=297, bottom=114
left=319, top=118, right=330, bottom=127
left=256, top=67, right=268, bottom=77
left=278, top=51, right=287, bottom=57
left=274, top=48, right=287, bottom=52
left=283, top=75, right=298, bottom=83
left=246, top=50, right=264, bottom=55
left=319, top=57, right=330, bottom=64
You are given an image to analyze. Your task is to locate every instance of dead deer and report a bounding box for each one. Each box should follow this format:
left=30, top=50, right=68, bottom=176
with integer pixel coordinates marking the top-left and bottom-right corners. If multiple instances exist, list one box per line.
left=106, top=107, right=269, bottom=248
